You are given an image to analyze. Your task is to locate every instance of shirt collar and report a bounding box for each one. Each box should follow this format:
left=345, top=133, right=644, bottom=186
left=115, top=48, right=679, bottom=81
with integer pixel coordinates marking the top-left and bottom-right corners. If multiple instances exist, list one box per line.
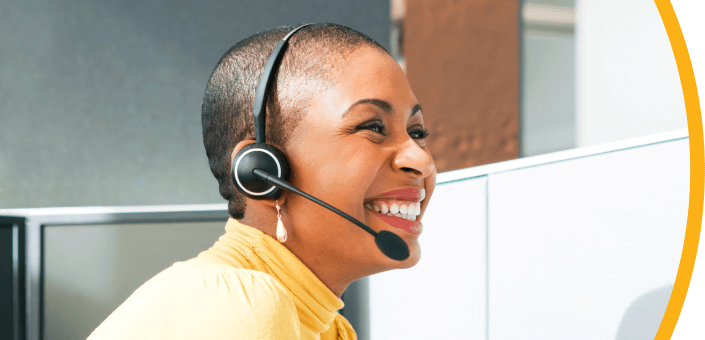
left=202, top=218, right=344, bottom=335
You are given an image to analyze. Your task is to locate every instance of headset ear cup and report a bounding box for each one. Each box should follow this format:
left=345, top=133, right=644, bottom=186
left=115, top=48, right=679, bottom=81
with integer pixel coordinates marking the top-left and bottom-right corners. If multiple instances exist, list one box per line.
left=231, top=143, right=290, bottom=200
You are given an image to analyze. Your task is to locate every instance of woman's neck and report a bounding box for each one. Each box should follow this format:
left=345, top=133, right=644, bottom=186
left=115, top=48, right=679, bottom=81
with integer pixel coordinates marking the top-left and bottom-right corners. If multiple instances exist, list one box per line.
left=240, top=204, right=375, bottom=298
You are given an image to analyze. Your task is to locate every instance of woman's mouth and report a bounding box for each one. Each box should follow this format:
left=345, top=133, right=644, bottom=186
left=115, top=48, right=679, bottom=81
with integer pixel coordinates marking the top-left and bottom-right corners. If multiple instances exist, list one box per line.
left=363, top=188, right=425, bottom=234
left=364, top=199, right=421, bottom=221
left=367, top=209, right=423, bottom=234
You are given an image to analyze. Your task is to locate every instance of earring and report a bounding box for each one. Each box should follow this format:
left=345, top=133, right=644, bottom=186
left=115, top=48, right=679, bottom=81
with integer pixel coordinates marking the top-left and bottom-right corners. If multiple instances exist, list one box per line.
left=276, top=200, right=287, bottom=243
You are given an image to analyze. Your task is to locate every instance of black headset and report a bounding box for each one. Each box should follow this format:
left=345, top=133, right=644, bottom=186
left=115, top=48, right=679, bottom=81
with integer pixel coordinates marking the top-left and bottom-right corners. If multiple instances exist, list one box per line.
left=230, top=24, right=410, bottom=261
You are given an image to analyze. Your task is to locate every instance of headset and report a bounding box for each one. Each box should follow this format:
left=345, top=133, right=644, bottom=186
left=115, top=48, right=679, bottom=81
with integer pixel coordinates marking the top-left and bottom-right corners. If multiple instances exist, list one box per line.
left=230, top=24, right=410, bottom=261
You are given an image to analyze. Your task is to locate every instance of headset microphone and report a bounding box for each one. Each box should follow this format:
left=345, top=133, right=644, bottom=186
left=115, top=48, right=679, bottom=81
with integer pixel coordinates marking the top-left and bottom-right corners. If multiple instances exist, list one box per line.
left=230, top=24, right=410, bottom=261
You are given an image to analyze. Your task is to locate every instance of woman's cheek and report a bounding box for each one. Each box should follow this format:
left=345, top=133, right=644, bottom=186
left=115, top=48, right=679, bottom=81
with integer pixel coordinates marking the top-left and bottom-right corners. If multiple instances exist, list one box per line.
left=423, top=169, right=437, bottom=212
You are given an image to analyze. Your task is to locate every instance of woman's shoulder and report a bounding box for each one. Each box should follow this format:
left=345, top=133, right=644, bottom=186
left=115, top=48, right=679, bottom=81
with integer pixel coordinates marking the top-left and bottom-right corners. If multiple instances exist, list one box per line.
left=160, top=258, right=297, bottom=312
left=182, top=259, right=293, bottom=300
left=88, top=259, right=301, bottom=340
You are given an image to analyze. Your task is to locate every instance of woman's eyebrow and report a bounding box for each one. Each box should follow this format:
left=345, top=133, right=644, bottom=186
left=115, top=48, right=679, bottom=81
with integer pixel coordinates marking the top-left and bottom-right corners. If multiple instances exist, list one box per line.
left=410, top=104, right=422, bottom=118
left=341, top=99, right=423, bottom=118
left=342, top=98, right=392, bottom=118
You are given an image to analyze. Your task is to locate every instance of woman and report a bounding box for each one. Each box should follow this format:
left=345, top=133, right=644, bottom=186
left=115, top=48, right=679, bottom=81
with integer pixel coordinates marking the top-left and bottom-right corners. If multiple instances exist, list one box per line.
left=88, top=23, right=436, bottom=340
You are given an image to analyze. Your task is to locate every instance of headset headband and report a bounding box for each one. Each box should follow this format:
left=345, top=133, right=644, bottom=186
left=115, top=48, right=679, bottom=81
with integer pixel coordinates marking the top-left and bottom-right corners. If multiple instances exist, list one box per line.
left=252, top=24, right=313, bottom=144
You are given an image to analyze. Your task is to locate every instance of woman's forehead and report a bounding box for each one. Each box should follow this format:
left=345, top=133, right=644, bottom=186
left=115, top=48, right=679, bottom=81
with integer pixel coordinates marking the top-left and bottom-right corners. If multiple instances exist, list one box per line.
left=317, top=47, right=416, bottom=116
left=339, top=48, right=400, bottom=87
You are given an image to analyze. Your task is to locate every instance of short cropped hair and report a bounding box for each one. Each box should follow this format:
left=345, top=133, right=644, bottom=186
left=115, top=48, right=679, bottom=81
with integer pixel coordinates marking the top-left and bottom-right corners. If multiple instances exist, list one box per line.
left=202, top=23, right=388, bottom=219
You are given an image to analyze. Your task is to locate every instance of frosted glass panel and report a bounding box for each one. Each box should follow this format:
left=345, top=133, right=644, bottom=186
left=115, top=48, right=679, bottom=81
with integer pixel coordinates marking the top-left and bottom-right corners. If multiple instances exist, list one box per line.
left=488, top=138, right=689, bottom=339
left=521, top=27, right=576, bottom=157
left=369, top=177, right=487, bottom=340
left=43, top=221, right=226, bottom=340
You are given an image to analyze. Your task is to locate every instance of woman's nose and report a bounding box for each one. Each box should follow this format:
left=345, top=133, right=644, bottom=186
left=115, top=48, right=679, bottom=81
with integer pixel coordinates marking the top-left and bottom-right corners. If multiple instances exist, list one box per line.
left=392, top=139, right=435, bottom=178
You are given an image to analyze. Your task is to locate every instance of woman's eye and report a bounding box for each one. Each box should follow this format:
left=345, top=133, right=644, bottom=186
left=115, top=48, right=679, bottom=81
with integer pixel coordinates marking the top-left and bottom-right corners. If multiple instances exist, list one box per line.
left=359, top=123, right=385, bottom=134
left=409, top=129, right=430, bottom=139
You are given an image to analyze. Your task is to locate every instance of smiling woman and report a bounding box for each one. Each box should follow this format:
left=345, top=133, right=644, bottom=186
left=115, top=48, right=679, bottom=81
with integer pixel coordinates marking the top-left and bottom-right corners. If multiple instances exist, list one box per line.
left=87, top=23, right=436, bottom=340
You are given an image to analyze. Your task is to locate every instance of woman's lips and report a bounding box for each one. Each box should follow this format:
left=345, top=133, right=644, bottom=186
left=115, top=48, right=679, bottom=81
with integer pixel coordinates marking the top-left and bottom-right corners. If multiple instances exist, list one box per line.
left=370, top=210, right=423, bottom=234
left=369, top=187, right=422, bottom=202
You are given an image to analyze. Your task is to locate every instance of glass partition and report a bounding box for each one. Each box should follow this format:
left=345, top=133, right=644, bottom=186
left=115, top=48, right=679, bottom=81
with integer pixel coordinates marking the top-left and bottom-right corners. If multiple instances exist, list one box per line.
left=520, top=0, right=687, bottom=157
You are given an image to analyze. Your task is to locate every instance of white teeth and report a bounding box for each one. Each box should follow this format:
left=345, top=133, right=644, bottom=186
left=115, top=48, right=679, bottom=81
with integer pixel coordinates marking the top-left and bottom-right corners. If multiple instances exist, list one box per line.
left=420, top=189, right=425, bottom=201
left=364, top=200, right=420, bottom=220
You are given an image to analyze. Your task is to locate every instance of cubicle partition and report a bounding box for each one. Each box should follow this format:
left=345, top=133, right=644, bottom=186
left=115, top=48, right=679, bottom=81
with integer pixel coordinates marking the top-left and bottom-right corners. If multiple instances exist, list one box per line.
left=0, top=130, right=690, bottom=340
left=368, top=129, right=689, bottom=339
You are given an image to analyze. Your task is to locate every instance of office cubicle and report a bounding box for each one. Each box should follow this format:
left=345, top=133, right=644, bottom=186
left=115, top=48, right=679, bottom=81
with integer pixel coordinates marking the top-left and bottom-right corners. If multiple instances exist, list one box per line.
left=0, top=129, right=690, bottom=340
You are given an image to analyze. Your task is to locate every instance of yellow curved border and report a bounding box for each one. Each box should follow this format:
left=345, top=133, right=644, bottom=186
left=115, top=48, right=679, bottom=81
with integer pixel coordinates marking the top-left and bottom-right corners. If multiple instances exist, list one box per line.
left=654, top=0, right=704, bottom=338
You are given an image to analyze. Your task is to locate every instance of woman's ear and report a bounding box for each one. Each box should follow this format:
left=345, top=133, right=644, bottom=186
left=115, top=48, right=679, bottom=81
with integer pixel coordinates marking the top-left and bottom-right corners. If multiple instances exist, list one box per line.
left=230, top=139, right=257, bottom=163
left=230, top=140, right=287, bottom=161
left=230, top=139, right=287, bottom=209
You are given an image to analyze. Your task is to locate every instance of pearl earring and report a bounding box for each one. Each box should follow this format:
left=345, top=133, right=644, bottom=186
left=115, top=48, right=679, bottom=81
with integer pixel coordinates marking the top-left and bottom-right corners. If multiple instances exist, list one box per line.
left=276, top=200, right=287, bottom=243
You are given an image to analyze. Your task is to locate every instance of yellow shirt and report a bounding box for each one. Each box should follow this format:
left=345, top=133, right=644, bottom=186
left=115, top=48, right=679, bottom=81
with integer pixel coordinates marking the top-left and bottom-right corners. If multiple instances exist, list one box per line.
left=87, top=218, right=356, bottom=340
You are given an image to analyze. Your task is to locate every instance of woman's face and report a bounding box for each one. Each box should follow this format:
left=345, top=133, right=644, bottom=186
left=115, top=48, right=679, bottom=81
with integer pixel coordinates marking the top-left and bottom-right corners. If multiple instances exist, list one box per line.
left=283, top=46, right=436, bottom=275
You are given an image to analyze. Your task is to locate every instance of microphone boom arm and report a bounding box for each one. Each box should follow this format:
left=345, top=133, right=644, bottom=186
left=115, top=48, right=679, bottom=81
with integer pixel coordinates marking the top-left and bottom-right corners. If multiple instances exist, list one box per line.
left=252, top=168, right=410, bottom=261
left=252, top=169, right=378, bottom=236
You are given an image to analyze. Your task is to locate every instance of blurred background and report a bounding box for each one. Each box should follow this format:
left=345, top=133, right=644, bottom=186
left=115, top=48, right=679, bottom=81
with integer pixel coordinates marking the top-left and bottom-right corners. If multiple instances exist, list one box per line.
left=0, top=0, right=686, bottom=209
left=0, top=0, right=690, bottom=339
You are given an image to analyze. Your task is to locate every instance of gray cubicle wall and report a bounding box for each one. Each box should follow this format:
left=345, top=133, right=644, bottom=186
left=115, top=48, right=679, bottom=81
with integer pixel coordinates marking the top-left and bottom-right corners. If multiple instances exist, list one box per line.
left=369, top=129, right=689, bottom=339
